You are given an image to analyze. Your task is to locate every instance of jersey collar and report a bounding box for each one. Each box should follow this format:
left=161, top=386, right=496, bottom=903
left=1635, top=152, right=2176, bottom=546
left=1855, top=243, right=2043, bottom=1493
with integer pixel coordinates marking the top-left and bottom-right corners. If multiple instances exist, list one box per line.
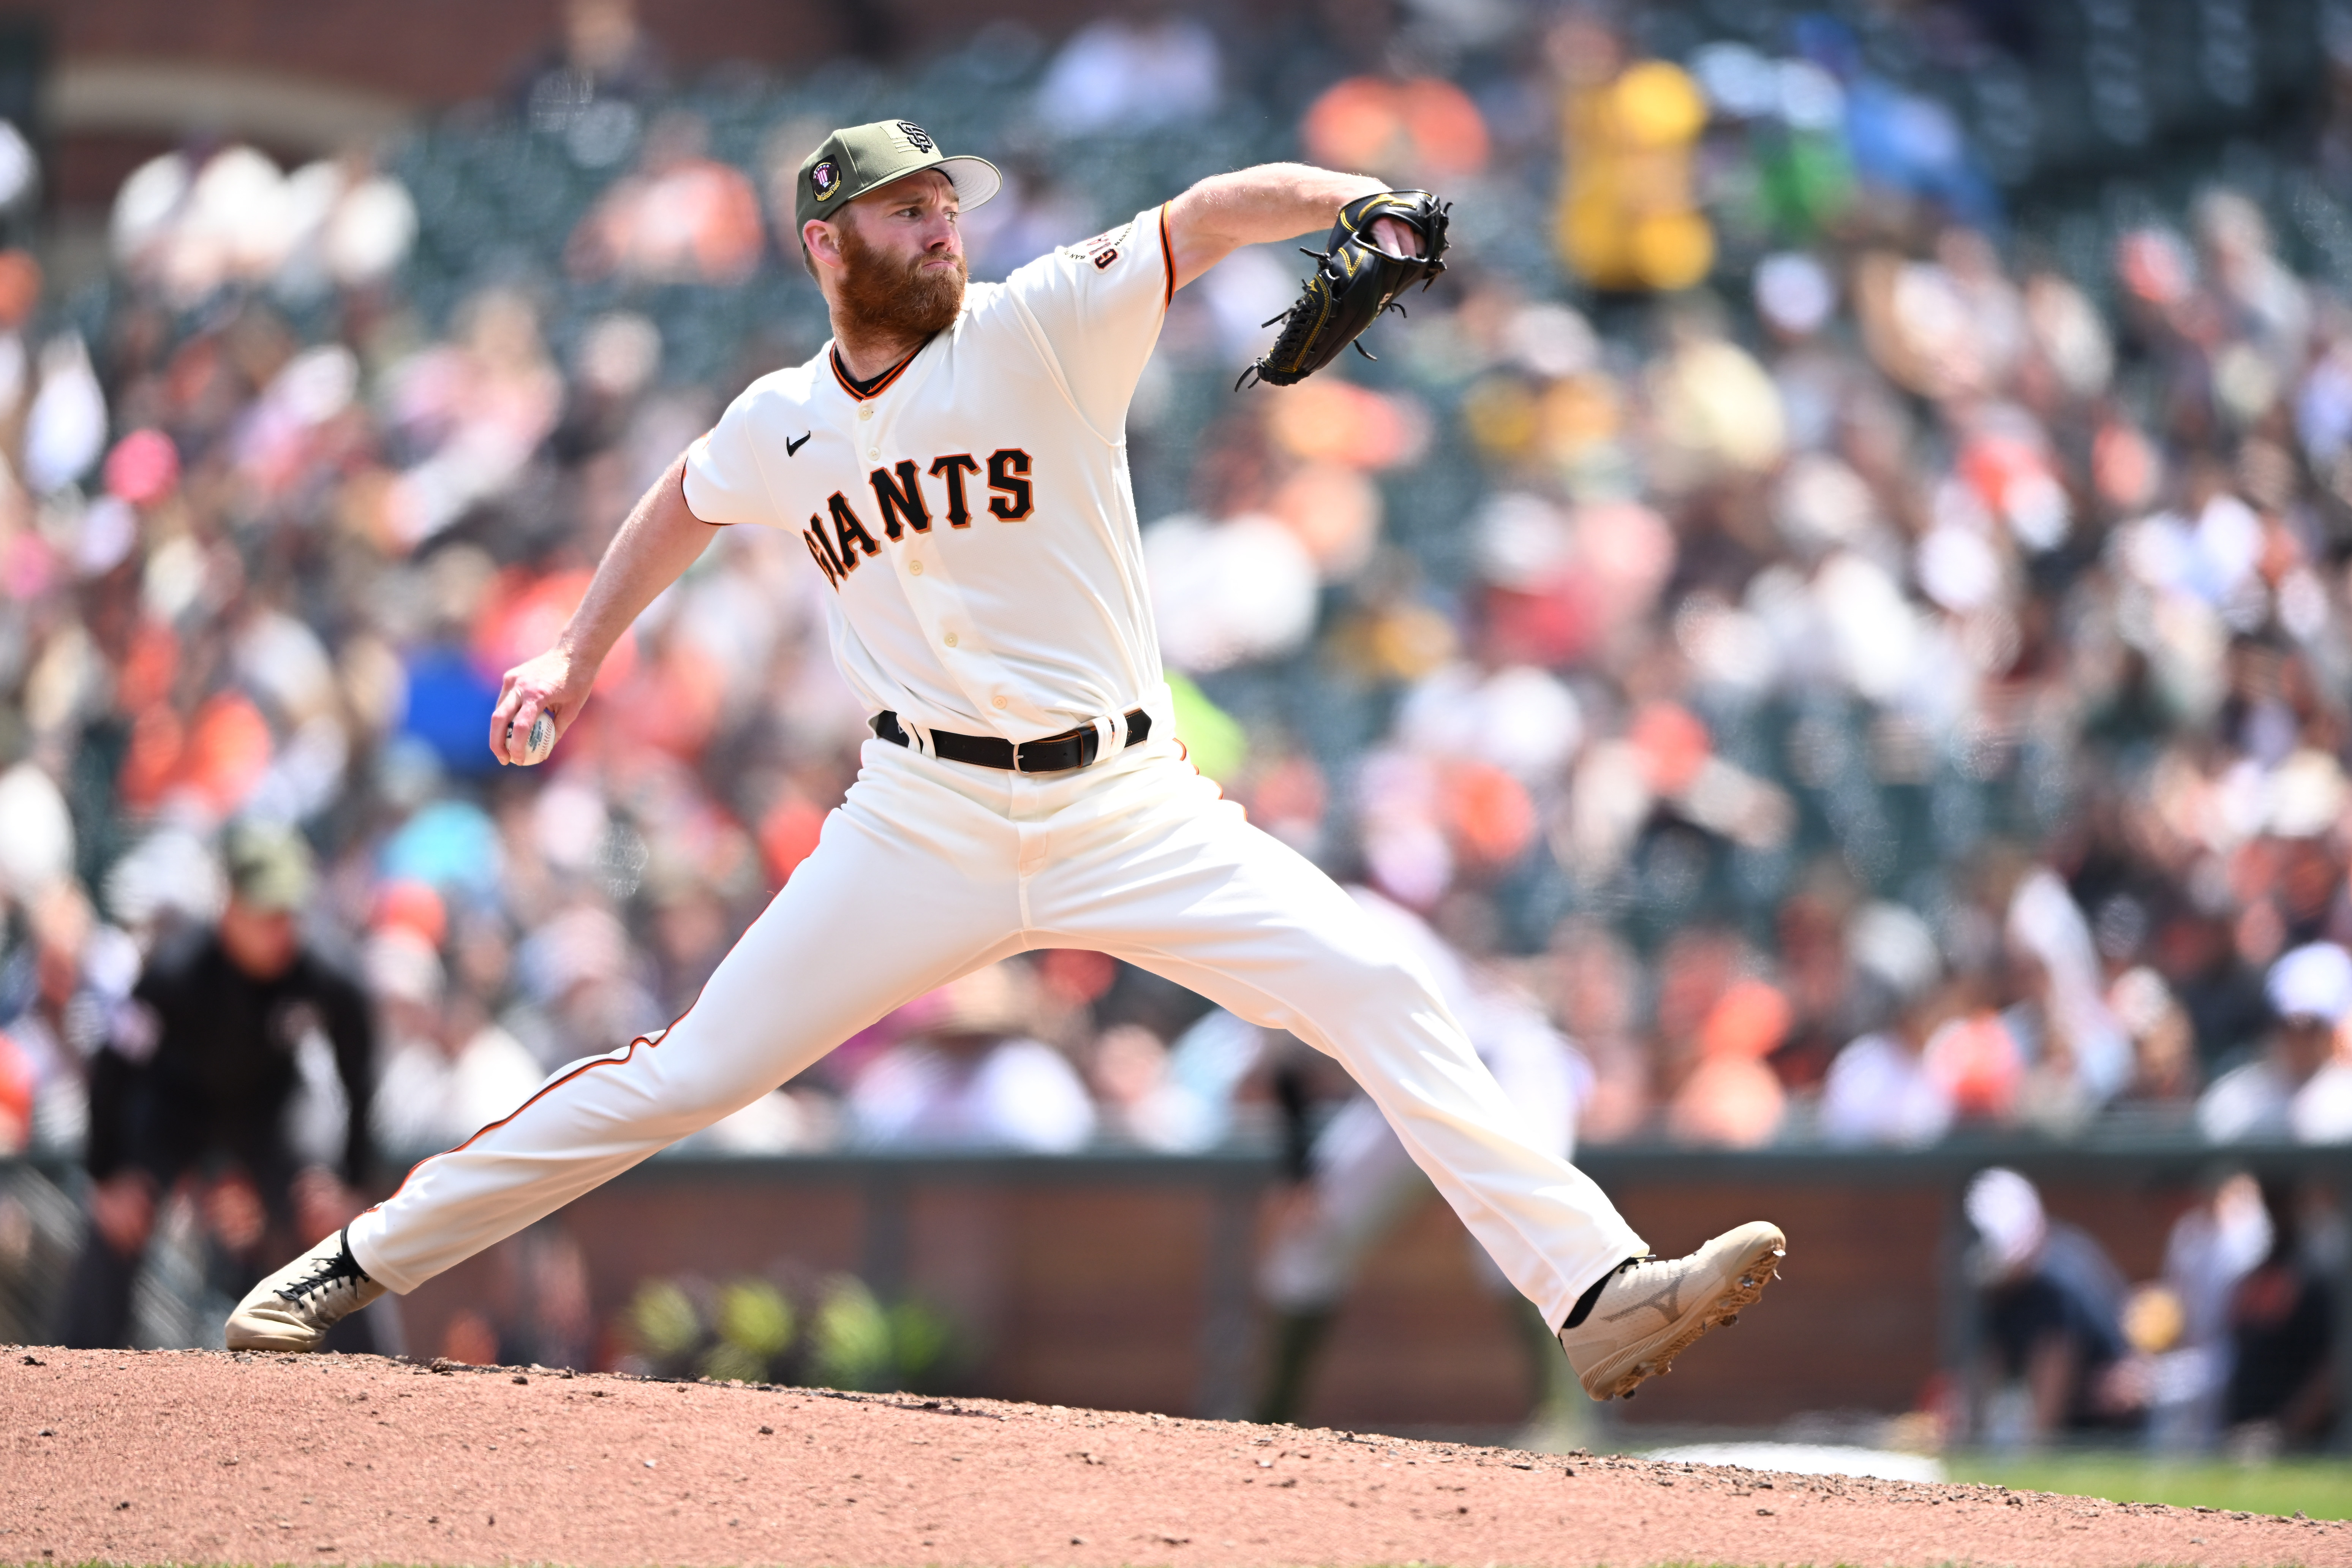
left=828, top=337, right=932, bottom=402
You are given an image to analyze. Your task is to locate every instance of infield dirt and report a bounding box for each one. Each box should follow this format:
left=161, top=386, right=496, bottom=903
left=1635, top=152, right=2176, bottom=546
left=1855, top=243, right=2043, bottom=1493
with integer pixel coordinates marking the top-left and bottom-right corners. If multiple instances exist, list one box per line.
left=5, top=1345, right=2345, bottom=1565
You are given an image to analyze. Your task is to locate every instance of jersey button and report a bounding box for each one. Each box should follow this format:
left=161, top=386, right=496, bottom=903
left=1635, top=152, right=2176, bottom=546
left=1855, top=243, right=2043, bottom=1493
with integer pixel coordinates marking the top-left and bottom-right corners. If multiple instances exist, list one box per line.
left=857, top=405, right=873, bottom=421
left=992, top=695, right=1009, bottom=710
left=909, top=560, right=924, bottom=575
left=867, top=449, right=880, bottom=460
left=944, top=632, right=958, bottom=648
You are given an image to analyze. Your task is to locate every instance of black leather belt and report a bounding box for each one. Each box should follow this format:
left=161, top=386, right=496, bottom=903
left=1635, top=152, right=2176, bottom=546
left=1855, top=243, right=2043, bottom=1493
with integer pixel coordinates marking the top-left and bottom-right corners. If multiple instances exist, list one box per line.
left=872, top=708, right=1152, bottom=773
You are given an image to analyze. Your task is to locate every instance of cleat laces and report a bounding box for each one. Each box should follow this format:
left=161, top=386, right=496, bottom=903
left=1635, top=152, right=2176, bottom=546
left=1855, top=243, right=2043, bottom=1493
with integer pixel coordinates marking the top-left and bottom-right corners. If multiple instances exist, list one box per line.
left=273, top=1234, right=369, bottom=1310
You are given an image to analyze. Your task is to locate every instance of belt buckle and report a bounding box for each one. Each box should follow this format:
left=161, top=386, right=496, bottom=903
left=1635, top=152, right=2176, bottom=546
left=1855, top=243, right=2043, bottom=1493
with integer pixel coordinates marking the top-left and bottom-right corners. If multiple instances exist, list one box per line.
left=1014, top=726, right=1097, bottom=774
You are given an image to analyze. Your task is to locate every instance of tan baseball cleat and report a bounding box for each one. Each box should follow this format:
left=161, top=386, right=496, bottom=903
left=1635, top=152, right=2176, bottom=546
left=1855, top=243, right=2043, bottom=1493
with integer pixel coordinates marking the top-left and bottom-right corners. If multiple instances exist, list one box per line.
left=1556, top=1220, right=1785, bottom=1402
left=225, top=1227, right=385, bottom=1352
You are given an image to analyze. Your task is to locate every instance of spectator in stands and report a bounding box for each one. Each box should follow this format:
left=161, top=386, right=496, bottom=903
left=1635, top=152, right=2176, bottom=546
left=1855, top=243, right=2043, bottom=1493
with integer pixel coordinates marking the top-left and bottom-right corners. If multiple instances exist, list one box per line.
left=848, top=964, right=1095, bottom=1153
left=2197, top=942, right=2352, bottom=1142
left=508, top=903, right=664, bottom=1074
left=1820, top=902, right=1955, bottom=1146
left=0, top=1022, right=30, bottom=1154
left=1033, top=11, right=1221, bottom=138
left=380, top=285, right=564, bottom=550
left=1302, top=72, right=1489, bottom=190
left=108, top=144, right=417, bottom=312
left=509, top=0, right=667, bottom=132
left=2145, top=1167, right=2272, bottom=1451
left=2004, top=864, right=2133, bottom=1135
left=56, top=823, right=375, bottom=1350
left=0, top=882, right=141, bottom=1157
left=1544, top=919, right=1649, bottom=1143
left=1965, top=1167, right=2141, bottom=1445
left=567, top=112, right=764, bottom=285
left=369, top=928, right=543, bottom=1154
left=2223, top=1179, right=2338, bottom=1453
left=1666, top=978, right=1790, bottom=1146
left=2107, top=965, right=2202, bottom=1110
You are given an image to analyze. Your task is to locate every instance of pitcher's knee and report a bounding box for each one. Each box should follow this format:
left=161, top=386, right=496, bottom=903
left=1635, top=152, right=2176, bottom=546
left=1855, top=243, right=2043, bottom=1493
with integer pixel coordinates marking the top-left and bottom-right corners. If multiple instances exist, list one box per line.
left=563, top=1029, right=775, bottom=1138
left=650, top=1056, right=776, bottom=1130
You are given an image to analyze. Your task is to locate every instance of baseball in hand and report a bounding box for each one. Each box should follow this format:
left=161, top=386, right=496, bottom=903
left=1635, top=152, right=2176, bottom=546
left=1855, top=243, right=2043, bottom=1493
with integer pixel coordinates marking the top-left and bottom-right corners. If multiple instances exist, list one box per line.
left=510, top=710, right=557, bottom=765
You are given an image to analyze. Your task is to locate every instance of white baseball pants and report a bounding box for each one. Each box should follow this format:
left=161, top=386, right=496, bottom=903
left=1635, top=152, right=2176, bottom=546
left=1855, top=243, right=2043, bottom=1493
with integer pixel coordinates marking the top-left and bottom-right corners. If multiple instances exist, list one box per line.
left=1260, top=1020, right=1579, bottom=1314
left=347, top=729, right=1646, bottom=1329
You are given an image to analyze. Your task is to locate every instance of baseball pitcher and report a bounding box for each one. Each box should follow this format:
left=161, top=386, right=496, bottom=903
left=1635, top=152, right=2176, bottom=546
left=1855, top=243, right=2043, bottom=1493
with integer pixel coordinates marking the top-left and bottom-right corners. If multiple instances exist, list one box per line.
left=228, top=119, right=1783, bottom=1402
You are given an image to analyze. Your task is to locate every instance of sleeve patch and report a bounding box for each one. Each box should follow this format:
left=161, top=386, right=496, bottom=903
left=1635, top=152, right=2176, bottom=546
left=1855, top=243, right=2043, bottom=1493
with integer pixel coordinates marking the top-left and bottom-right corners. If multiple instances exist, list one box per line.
left=1064, top=220, right=1136, bottom=268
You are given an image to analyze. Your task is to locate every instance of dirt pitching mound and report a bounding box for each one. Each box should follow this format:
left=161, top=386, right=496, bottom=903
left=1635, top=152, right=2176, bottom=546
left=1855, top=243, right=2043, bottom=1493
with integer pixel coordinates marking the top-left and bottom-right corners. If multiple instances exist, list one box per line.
left=4, top=1346, right=2344, bottom=1566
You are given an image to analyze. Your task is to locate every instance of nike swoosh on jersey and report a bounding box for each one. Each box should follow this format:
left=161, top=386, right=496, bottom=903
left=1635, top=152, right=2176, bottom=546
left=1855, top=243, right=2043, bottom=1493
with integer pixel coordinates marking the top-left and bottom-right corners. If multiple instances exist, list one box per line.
left=786, top=431, right=813, bottom=456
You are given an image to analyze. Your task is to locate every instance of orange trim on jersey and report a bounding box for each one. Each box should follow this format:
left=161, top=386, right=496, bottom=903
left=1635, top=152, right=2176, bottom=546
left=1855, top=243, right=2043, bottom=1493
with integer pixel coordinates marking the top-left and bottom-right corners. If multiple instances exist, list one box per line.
left=830, top=343, right=923, bottom=402
left=364, top=996, right=701, bottom=1212
left=1158, top=202, right=1175, bottom=310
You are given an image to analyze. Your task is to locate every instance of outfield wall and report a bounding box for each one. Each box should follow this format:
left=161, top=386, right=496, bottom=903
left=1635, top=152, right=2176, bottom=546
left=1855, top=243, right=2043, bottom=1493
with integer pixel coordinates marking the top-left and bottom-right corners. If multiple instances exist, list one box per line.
left=7, top=1140, right=2346, bottom=1438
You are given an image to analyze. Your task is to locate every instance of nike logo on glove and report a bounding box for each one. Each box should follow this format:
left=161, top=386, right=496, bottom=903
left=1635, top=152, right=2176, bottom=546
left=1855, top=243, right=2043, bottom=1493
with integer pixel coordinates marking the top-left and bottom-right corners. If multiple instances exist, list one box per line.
left=786, top=432, right=812, bottom=456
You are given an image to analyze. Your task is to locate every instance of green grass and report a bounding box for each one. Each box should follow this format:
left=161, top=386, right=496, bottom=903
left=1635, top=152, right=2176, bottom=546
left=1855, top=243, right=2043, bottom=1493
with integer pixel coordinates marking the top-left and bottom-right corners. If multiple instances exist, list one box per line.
left=1948, top=1451, right=2352, bottom=1518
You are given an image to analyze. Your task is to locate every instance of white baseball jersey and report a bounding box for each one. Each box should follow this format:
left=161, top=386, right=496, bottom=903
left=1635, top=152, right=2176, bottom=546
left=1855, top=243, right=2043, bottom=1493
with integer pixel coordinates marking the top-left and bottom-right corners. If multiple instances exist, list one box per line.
left=683, top=205, right=1176, bottom=741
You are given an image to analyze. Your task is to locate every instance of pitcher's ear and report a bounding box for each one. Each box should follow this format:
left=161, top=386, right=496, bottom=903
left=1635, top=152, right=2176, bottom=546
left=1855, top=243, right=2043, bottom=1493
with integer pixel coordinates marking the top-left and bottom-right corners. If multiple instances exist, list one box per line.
left=803, top=217, right=844, bottom=270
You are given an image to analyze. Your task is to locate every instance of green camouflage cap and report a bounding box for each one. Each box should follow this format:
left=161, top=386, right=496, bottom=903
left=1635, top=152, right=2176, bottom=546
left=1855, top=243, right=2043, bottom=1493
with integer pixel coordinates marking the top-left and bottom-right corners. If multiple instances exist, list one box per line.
left=223, top=819, right=315, bottom=913
left=794, top=119, right=1001, bottom=234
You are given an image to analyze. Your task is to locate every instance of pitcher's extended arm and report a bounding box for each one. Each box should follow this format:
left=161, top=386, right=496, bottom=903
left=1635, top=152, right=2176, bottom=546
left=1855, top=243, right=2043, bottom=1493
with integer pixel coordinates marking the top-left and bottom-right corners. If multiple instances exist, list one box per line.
left=1163, top=163, right=1421, bottom=290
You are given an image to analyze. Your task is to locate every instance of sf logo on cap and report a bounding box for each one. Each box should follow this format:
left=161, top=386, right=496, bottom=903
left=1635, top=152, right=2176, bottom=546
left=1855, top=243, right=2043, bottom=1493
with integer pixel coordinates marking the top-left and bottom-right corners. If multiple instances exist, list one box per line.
left=891, top=121, right=936, bottom=155
left=811, top=159, right=841, bottom=201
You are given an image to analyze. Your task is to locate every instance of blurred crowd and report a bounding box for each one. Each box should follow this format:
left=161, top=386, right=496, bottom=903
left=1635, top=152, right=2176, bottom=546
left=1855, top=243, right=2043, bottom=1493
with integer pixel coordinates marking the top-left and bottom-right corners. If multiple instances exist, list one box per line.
left=5, top=0, right=2352, bottom=1238
left=1960, top=1163, right=2339, bottom=1456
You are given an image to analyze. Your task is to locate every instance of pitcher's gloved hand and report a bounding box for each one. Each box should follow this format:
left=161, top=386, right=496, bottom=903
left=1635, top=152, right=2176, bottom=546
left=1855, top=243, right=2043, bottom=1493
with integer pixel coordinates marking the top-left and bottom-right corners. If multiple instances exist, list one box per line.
left=1238, top=189, right=1450, bottom=389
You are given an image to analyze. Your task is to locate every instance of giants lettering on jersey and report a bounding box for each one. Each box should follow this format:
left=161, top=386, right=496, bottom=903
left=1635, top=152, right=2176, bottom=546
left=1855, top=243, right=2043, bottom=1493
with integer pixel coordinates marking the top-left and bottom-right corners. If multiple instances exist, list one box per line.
left=800, top=447, right=1035, bottom=589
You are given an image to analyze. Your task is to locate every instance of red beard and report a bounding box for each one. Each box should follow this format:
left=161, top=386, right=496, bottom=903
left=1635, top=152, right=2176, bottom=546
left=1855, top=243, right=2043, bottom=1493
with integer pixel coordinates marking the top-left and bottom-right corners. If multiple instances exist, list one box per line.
left=836, top=220, right=966, bottom=343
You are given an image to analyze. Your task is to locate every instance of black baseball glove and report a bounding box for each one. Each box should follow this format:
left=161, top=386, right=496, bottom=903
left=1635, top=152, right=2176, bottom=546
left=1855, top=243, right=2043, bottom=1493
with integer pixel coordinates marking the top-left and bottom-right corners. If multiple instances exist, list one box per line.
left=1237, top=189, right=1450, bottom=389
